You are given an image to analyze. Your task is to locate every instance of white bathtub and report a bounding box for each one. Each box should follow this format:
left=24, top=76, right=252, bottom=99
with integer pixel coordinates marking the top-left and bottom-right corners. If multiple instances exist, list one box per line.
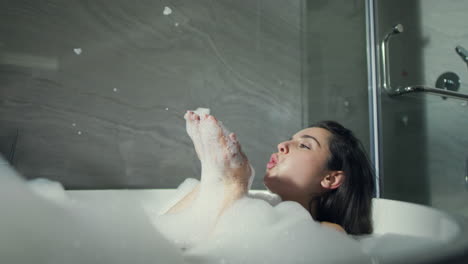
left=66, top=189, right=468, bottom=264
left=1, top=158, right=468, bottom=264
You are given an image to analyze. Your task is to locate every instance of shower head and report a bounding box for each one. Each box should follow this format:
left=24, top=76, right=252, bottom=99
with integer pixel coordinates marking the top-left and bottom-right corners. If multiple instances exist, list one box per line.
left=383, top=24, right=404, bottom=42
left=455, top=45, right=468, bottom=63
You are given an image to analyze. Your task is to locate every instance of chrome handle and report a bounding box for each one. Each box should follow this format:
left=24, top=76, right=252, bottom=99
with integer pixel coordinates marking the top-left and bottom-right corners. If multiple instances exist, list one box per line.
left=381, top=24, right=404, bottom=91
left=380, top=24, right=468, bottom=102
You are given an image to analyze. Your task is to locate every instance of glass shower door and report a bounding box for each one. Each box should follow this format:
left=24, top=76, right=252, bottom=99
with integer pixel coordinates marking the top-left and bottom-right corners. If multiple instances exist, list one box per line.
left=376, top=0, right=468, bottom=218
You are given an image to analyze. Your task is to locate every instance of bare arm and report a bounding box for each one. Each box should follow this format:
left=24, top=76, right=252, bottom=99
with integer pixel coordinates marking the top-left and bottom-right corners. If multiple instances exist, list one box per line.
left=164, top=184, right=200, bottom=214
left=165, top=181, right=246, bottom=217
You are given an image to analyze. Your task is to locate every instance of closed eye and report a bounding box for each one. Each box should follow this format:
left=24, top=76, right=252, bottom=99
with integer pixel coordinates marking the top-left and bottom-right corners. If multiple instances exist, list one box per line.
left=300, top=143, right=311, bottom=150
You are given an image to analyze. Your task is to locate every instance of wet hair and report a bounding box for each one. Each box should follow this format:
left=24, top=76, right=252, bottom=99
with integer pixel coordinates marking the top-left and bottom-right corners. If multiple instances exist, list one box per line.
left=308, top=120, right=375, bottom=235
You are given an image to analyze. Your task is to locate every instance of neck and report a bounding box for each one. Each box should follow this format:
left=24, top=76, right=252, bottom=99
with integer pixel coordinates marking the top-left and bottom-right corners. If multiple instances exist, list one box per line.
left=299, top=197, right=318, bottom=220
left=277, top=191, right=320, bottom=220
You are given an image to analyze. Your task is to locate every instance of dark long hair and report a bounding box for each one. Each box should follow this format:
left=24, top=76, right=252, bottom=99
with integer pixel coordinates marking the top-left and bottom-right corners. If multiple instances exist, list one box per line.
left=310, top=121, right=375, bottom=235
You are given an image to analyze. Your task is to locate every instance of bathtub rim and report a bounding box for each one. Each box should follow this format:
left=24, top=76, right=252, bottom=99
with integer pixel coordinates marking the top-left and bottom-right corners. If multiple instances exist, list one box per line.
left=65, top=189, right=468, bottom=264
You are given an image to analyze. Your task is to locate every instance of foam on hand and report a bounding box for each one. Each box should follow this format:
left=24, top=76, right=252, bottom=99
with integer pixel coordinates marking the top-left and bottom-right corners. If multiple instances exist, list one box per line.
left=193, top=107, right=210, bottom=116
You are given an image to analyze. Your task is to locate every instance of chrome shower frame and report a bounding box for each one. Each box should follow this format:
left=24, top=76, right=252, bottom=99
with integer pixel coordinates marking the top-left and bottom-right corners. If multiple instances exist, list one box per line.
left=365, top=0, right=382, bottom=198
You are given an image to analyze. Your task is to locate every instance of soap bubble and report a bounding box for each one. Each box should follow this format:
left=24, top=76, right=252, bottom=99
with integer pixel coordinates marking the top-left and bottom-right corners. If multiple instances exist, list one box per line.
left=163, top=6, right=172, bottom=15
left=73, top=48, right=82, bottom=55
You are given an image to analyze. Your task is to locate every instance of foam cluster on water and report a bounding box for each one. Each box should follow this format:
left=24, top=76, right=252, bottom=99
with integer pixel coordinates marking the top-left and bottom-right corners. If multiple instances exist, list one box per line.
left=28, top=177, right=70, bottom=206
left=1, top=158, right=371, bottom=264
left=152, top=179, right=372, bottom=264
left=0, top=158, right=184, bottom=264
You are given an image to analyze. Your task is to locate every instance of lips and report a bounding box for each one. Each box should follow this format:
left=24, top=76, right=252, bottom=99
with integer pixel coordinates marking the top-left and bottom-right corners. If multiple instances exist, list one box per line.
left=267, top=153, right=278, bottom=169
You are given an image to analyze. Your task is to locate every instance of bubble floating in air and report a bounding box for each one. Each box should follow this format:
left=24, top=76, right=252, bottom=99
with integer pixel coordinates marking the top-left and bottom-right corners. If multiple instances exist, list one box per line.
left=73, top=48, right=82, bottom=55
left=163, top=6, right=172, bottom=15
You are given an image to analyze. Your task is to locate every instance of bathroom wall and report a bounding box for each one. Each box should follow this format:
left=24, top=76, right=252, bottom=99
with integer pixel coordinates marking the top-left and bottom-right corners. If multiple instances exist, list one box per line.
left=377, top=0, right=468, bottom=216
left=0, top=0, right=306, bottom=189
left=306, top=0, right=371, bottom=153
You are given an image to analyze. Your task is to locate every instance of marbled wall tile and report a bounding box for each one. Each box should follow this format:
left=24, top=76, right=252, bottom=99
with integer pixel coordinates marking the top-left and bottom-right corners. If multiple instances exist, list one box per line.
left=0, top=0, right=305, bottom=189
left=306, top=0, right=370, bottom=152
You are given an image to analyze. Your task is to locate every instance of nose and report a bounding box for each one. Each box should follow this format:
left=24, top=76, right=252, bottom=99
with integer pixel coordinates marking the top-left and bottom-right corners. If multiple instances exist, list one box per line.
left=277, top=141, right=289, bottom=154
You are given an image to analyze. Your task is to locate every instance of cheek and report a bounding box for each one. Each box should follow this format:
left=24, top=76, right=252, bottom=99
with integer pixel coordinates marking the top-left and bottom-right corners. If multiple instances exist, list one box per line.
left=280, top=156, right=324, bottom=184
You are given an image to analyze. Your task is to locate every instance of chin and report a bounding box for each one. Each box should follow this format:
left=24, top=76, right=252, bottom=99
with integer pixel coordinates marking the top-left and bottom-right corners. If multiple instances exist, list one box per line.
left=263, top=174, right=272, bottom=188
left=263, top=173, right=278, bottom=192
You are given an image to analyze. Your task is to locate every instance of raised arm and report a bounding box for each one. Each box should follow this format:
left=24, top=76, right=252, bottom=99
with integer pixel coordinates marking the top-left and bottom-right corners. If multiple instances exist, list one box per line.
left=164, top=111, right=253, bottom=225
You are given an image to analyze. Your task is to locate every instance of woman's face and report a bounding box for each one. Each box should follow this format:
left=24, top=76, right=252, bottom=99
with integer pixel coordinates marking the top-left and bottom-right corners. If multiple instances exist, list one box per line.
left=264, top=127, right=332, bottom=201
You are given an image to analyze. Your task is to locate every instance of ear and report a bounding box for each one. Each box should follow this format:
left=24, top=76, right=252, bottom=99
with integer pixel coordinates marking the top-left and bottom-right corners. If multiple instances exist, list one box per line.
left=320, top=171, right=345, bottom=190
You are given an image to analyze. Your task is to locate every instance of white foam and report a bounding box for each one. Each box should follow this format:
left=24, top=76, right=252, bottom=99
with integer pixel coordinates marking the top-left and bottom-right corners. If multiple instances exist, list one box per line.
left=193, top=107, right=210, bottom=116
left=0, top=158, right=185, bottom=264
left=27, top=177, right=70, bottom=206
left=151, top=179, right=371, bottom=264
left=1, top=155, right=371, bottom=264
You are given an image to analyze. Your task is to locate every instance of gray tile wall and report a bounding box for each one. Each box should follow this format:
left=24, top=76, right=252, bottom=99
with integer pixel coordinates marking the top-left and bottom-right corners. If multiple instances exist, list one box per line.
left=306, top=0, right=370, bottom=153
left=0, top=0, right=306, bottom=189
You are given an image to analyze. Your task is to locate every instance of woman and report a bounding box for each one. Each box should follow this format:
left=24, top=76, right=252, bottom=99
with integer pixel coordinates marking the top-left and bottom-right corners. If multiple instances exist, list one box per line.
left=264, top=120, right=375, bottom=235
left=164, top=111, right=374, bottom=237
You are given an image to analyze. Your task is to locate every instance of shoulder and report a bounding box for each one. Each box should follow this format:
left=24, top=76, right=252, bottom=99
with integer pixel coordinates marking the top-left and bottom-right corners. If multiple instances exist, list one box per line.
left=320, top=221, right=347, bottom=233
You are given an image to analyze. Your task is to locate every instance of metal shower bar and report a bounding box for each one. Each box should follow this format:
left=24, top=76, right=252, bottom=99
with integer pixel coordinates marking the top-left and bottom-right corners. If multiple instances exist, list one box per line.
left=381, top=24, right=468, bottom=102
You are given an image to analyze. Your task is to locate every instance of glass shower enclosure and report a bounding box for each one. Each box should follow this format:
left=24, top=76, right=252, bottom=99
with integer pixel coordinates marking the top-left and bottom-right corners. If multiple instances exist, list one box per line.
left=369, top=0, right=468, bottom=218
